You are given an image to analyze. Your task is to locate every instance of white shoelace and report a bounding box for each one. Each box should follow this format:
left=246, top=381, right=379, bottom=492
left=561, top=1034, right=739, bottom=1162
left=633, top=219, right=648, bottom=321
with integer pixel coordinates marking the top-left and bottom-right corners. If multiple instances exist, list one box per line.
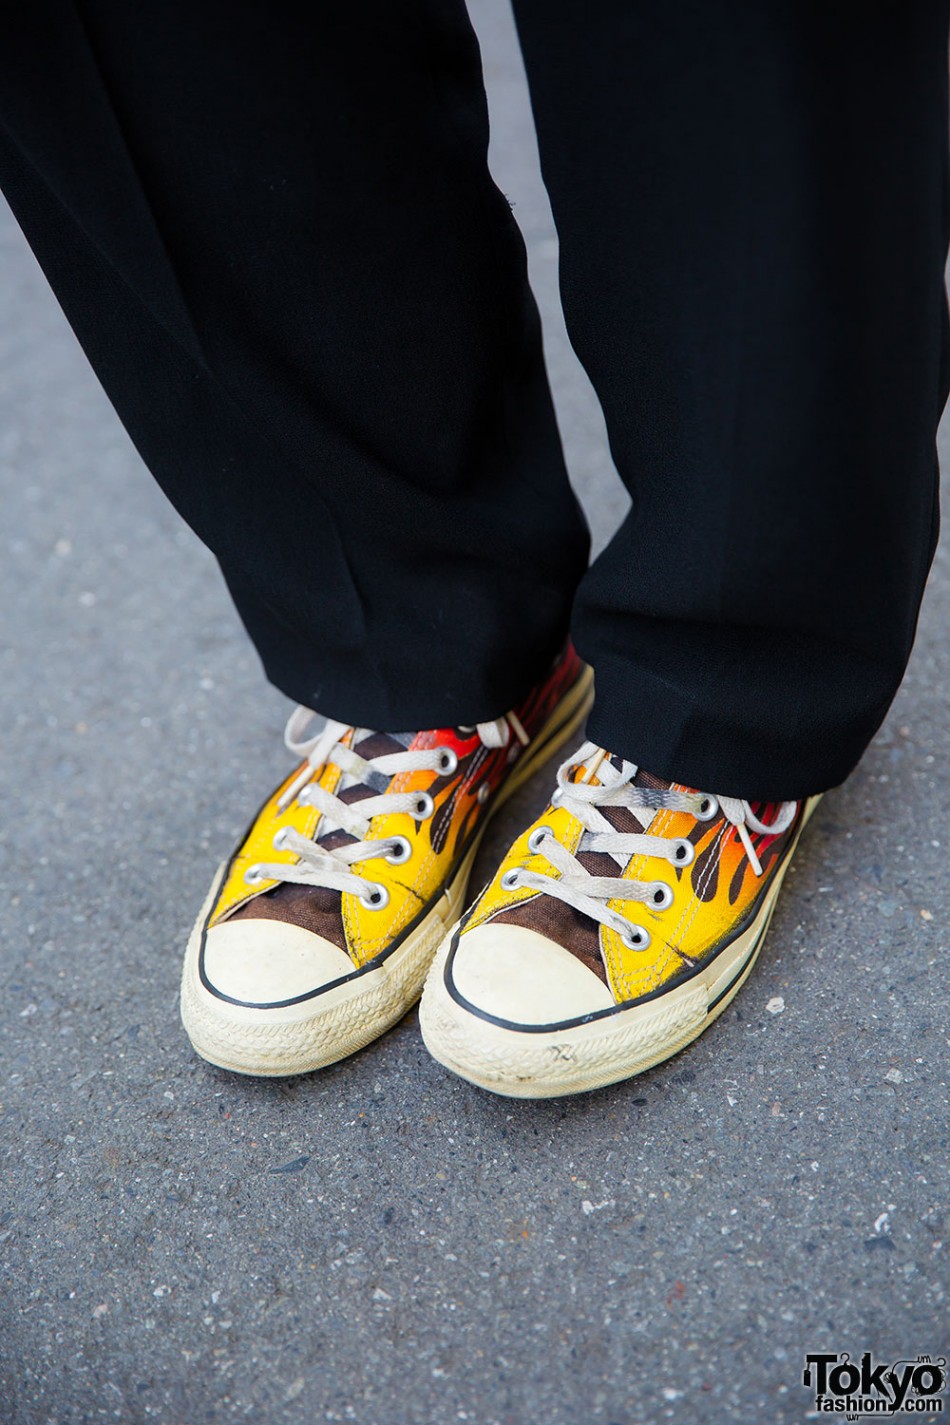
left=244, top=708, right=530, bottom=910
left=503, top=742, right=798, bottom=952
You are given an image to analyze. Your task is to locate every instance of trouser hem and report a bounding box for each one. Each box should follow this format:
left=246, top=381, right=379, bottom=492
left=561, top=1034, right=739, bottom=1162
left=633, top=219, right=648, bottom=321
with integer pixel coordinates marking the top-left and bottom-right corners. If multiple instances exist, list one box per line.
left=582, top=651, right=892, bottom=803
left=231, top=575, right=576, bottom=732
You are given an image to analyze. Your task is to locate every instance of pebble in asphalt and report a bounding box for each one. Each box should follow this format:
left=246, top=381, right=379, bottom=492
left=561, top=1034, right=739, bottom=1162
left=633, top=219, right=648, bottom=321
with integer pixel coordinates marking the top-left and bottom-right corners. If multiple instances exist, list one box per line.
left=1, top=3, right=948, bottom=1422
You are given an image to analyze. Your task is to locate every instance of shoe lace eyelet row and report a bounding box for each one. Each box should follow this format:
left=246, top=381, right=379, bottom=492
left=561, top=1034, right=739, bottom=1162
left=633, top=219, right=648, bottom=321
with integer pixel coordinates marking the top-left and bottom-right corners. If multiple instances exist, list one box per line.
left=489, top=742, right=797, bottom=959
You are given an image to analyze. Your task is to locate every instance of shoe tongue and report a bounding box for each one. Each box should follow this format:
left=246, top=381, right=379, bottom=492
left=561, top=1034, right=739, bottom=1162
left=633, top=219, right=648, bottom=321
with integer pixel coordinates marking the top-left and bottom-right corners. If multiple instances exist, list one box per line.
left=231, top=727, right=417, bottom=955
left=632, top=766, right=673, bottom=793
left=316, top=728, right=413, bottom=850
left=488, top=761, right=682, bottom=987
left=570, top=760, right=675, bottom=878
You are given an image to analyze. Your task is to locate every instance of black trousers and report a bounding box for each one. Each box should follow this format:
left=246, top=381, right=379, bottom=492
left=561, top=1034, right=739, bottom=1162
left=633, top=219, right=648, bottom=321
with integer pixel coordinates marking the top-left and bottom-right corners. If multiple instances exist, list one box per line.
left=1, top=2, right=947, bottom=800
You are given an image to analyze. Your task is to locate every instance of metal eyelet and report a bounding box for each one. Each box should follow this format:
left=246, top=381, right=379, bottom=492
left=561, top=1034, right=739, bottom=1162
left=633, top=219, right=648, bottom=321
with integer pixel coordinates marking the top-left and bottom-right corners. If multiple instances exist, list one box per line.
left=650, top=881, right=675, bottom=910
left=243, top=865, right=265, bottom=885
left=436, top=748, right=458, bottom=776
left=500, top=869, right=522, bottom=891
left=695, top=795, right=719, bottom=822
left=550, top=788, right=564, bottom=807
left=413, top=792, right=434, bottom=820
left=272, top=827, right=292, bottom=852
left=670, top=838, right=695, bottom=866
left=361, top=882, right=389, bottom=910
left=527, top=825, right=553, bottom=855
left=476, top=783, right=490, bottom=805
left=384, top=836, right=412, bottom=865
left=620, top=923, right=651, bottom=951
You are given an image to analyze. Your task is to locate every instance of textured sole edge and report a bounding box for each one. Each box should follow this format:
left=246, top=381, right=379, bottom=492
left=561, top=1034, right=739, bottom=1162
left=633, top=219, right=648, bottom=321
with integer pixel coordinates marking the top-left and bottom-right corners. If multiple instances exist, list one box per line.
left=418, top=794, right=822, bottom=1099
left=179, top=668, right=595, bottom=1077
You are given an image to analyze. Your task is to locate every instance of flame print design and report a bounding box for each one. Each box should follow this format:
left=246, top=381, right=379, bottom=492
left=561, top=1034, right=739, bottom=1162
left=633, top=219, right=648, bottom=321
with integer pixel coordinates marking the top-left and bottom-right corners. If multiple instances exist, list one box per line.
left=209, top=643, right=587, bottom=968
left=599, top=793, right=802, bottom=1005
left=465, top=773, right=803, bottom=1005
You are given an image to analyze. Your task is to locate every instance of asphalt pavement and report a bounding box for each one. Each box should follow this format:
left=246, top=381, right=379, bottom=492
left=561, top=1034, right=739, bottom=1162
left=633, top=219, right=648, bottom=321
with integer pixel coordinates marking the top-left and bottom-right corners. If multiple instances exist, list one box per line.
left=1, top=3, right=948, bottom=1422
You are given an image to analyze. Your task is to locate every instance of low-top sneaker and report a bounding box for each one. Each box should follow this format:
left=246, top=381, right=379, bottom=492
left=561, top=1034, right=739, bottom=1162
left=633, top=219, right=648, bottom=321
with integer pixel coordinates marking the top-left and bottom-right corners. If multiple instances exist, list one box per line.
left=420, top=741, right=820, bottom=1097
left=180, top=646, right=593, bottom=1075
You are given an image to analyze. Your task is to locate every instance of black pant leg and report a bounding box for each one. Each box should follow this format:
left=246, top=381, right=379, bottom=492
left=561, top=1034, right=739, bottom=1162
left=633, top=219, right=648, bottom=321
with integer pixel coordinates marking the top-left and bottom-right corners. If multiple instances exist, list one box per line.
left=0, top=0, right=590, bottom=728
left=514, top=0, right=950, bottom=799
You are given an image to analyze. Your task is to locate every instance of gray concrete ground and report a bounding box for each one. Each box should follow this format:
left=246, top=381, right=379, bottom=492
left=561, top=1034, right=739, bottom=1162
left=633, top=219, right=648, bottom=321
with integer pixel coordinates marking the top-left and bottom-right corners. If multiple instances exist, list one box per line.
left=1, top=4, right=949, bottom=1423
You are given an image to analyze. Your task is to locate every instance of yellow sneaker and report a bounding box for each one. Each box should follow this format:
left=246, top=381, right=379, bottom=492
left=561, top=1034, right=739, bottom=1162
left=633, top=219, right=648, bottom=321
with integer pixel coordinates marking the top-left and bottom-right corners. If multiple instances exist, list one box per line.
left=420, top=742, right=820, bottom=1097
left=180, top=646, right=592, bottom=1076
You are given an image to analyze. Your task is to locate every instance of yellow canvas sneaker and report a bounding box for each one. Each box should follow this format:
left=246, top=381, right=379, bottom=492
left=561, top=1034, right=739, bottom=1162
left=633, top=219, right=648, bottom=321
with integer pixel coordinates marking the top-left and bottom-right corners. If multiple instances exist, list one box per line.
left=180, top=646, right=592, bottom=1076
left=420, top=742, right=820, bottom=1097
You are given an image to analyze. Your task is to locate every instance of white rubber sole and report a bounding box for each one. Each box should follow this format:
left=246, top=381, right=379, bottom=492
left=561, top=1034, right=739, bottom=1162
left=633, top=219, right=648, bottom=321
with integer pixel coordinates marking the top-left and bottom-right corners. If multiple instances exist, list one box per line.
left=179, top=667, right=594, bottom=1077
left=419, top=794, right=822, bottom=1099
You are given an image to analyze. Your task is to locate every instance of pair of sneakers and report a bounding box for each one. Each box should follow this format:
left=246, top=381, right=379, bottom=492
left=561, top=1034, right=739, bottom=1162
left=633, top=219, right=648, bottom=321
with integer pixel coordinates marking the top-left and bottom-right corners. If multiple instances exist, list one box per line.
left=180, top=646, right=818, bottom=1097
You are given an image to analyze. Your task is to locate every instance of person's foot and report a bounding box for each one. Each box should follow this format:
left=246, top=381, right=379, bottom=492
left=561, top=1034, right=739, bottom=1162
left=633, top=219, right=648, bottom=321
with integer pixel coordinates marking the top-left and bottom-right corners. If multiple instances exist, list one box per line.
left=180, top=646, right=593, bottom=1075
left=420, top=742, right=820, bottom=1098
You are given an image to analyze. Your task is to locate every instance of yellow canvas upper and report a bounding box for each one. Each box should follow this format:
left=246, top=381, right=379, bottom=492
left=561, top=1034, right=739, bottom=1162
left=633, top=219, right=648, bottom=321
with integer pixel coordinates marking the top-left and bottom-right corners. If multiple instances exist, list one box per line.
left=463, top=772, right=803, bottom=1004
left=207, top=645, right=589, bottom=968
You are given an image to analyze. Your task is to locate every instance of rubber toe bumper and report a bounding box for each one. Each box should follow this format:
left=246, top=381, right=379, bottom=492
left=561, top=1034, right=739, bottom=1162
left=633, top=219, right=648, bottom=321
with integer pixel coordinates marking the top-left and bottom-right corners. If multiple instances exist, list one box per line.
left=202, top=919, right=355, bottom=1006
left=180, top=864, right=450, bottom=1077
left=448, top=923, right=614, bottom=1023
